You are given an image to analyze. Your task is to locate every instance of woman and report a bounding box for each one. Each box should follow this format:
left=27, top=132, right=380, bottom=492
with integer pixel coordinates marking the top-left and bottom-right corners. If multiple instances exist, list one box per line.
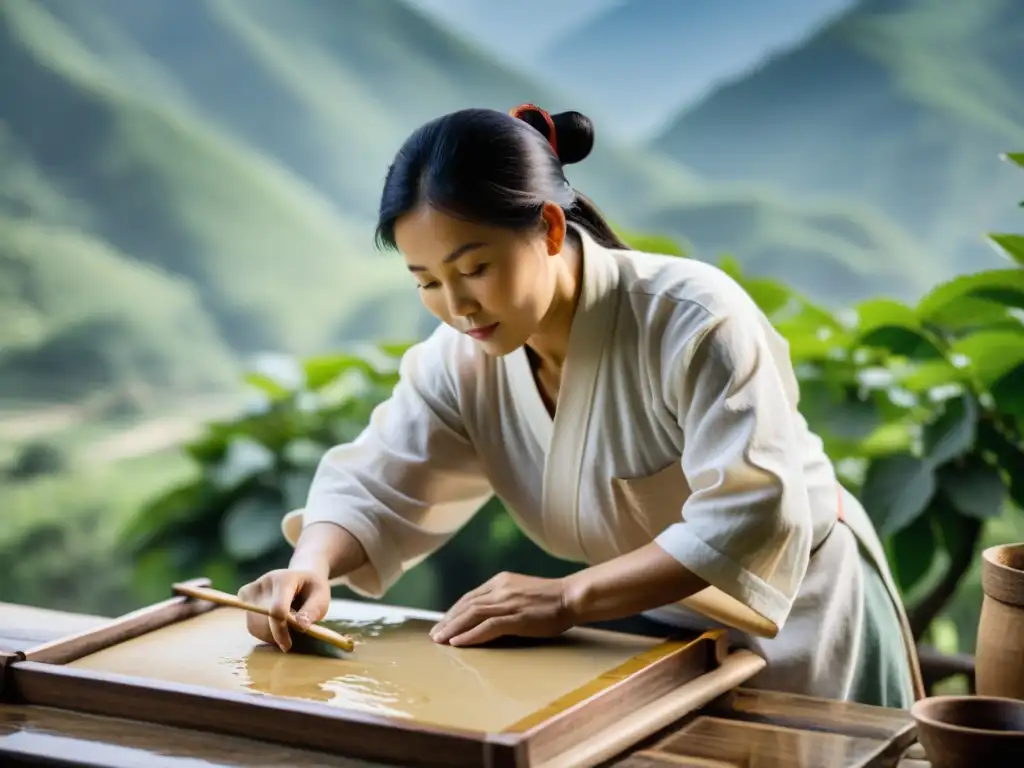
left=238, top=104, right=922, bottom=708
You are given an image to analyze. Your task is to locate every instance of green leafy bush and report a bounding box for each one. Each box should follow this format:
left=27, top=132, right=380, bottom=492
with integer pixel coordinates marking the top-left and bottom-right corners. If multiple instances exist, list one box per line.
left=122, top=153, right=1024, bottom=639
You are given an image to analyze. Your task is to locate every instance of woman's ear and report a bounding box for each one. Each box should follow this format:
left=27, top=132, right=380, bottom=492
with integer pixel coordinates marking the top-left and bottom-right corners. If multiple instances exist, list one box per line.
left=540, top=202, right=567, bottom=256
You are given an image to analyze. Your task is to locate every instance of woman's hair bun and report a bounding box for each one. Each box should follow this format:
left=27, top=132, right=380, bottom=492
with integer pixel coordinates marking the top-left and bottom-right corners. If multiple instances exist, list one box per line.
left=512, top=105, right=595, bottom=166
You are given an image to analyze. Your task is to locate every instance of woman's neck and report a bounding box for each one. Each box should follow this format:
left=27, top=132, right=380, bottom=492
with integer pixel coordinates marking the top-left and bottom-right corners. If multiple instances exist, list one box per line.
left=526, top=231, right=583, bottom=373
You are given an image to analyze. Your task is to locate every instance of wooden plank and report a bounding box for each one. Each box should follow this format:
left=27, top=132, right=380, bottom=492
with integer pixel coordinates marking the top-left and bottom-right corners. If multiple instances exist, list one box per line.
left=640, top=715, right=896, bottom=768
left=0, top=652, right=21, bottom=703
left=704, top=687, right=917, bottom=743
left=524, top=649, right=766, bottom=768
left=0, top=702, right=387, bottom=767
left=0, top=603, right=108, bottom=653
left=22, top=578, right=215, bottom=665
left=514, top=632, right=724, bottom=764
left=614, top=755, right=735, bottom=767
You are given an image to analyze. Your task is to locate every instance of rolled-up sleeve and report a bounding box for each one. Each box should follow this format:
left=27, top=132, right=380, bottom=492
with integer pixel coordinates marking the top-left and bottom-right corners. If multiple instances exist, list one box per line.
left=654, top=310, right=813, bottom=633
left=281, top=329, right=492, bottom=597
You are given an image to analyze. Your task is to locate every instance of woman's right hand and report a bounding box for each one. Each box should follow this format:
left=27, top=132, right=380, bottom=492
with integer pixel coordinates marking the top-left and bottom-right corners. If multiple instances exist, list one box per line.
left=236, top=568, right=331, bottom=652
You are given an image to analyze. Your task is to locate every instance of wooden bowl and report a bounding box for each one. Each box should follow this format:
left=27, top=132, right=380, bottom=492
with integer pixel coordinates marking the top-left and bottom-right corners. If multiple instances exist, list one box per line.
left=911, top=695, right=1024, bottom=767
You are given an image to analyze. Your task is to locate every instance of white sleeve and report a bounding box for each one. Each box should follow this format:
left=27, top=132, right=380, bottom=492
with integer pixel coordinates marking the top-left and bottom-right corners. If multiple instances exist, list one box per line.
left=654, top=309, right=813, bottom=633
left=281, top=329, right=492, bottom=598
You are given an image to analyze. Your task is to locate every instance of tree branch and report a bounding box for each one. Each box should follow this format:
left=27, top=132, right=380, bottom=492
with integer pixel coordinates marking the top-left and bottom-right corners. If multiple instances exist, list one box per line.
left=908, top=514, right=983, bottom=640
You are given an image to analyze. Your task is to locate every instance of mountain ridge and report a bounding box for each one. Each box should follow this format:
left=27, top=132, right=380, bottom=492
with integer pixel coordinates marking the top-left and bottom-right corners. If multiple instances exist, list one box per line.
left=538, top=0, right=853, bottom=139
left=651, top=0, right=1024, bottom=275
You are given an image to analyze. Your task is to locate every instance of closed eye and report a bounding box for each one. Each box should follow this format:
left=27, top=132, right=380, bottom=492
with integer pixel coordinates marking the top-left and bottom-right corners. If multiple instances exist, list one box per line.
left=416, top=263, right=488, bottom=290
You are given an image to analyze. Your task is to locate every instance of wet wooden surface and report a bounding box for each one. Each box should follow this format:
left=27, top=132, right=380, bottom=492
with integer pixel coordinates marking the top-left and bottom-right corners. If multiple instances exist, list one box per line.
left=0, top=600, right=929, bottom=767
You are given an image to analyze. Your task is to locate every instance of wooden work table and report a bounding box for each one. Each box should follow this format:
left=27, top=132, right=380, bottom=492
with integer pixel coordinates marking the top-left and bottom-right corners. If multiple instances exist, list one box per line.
left=0, top=601, right=930, bottom=767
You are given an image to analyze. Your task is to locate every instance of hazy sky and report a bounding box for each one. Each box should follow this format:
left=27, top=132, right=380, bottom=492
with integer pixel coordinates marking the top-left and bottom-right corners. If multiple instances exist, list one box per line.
left=406, top=0, right=854, bottom=138
left=406, top=0, right=620, bottom=60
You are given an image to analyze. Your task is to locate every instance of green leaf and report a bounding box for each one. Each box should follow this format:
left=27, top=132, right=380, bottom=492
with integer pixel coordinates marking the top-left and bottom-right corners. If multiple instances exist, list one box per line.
left=990, top=363, right=1024, bottom=421
left=377, top=341, right=414, bottom=360
left=799, top=381, right=881, bottom=442
left=741, top=277, right=794, bottom=317
left=243, top=372, right=293, bottom=401
left=938, top=456, right=1007, bottom=520
left=856, top=298, right=920, bottom=332
left=949, top=329, right=1024, bottom=386
left=1002, top=152, right=1024, bottom=169
left=895, top=358, right=968, bottom=393
left=220, top=497, right=284, bottom=561
left=976, top=420, right=1024, bottom=511
left=967, top=288, right=1024, bottom=311
left=923, top=394, right=977, bottom=466
left=282, top=438, right=326, bottom=469
left=118, top=479, right=207, bottom=552
left=860, top=454, right=937, bottom=537
left=933, top=496, right=972, bottom=550
left=890, top=512, right=936, bottom=596
left=988, top=234, right=1024, bottom=266
left=783, top=329, right=851, bottom=362
left=920, top=295, right=1015, bottom=333
left=622, top=231, right=687, bottom=257
left=916, top=269, right=1024, bottom=324
left=716, top=255, right=744, bottom=281
left=852, top=298, right=946, bottom=359
left=209, top=437, right=276, bottom=490
left=855, top=324, right=946, bottom=361
left=786, top=300, right=844, bottom=332
left=859, top=420, right=915, bottom=456
left=303, top=353, right=382, bottom=392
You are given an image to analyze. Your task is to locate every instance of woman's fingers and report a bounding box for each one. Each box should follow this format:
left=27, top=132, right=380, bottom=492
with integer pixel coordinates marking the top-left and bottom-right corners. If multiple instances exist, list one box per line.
left=238, top=571, right=302, bottom=652
left=431, top=577, right=507, bottom=637
left=432, top=600, right=511, bottom=644
left=449, top=615, right=516, bottom=647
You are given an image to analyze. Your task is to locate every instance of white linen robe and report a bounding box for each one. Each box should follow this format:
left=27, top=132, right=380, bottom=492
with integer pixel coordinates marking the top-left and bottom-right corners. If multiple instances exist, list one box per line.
left=282, top=225, right=922, bottom=701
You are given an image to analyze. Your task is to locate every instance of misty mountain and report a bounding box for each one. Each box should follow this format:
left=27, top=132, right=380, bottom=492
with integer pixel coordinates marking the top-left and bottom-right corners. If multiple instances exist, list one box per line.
left=652, top=0, right=1024, bottom=275
left=538, top=0, right=853, bottom=139
left=0, top=0, right=934, bottom=406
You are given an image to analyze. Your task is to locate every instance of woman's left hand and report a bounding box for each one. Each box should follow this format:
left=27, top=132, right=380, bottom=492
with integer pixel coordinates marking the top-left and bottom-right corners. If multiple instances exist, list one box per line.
left=430, top=571, right=576, bottom=647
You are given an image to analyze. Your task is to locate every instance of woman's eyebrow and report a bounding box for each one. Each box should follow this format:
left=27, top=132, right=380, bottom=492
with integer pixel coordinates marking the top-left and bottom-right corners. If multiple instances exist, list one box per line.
left=407, top=241, right=487, bottom=272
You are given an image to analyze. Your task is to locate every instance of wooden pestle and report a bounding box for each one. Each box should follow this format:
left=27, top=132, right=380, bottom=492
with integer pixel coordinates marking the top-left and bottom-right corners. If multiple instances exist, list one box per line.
left=172, top=582, right=355, bottom=653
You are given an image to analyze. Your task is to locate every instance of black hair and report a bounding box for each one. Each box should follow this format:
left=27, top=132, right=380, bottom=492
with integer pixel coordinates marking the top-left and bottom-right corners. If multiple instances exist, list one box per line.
left=374, top=105, right=631, bottom=252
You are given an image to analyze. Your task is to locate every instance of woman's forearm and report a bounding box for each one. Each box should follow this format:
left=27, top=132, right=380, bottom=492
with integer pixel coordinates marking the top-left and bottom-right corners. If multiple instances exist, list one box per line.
left=289, top=521, right=369, bottom=581
left=562, top=542, right=707, bottom=625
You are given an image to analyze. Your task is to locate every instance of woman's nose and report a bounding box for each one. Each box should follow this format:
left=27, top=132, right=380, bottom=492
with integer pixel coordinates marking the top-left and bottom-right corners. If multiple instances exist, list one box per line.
left=445, top=286, right=477, bottom=317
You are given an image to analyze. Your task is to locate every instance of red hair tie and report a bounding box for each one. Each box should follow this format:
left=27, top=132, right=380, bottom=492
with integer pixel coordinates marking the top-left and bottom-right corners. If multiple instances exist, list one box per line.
left=509, top=103, right=558, bottom=157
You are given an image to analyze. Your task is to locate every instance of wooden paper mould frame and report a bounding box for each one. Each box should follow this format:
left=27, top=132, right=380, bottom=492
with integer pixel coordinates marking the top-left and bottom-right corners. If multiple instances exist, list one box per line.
left=0, top=578, right=766, bottom=768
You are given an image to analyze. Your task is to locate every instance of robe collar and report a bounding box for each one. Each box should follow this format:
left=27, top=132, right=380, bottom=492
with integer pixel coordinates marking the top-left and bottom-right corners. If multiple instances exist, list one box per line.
left=505, top=224, right=622, bottom=448
left=504, top=224, right=623, bottom=560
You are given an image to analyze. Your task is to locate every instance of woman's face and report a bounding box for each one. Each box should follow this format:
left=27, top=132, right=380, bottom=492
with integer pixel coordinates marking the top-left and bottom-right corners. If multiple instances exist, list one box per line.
left=393, top=203, right=567, bottom=356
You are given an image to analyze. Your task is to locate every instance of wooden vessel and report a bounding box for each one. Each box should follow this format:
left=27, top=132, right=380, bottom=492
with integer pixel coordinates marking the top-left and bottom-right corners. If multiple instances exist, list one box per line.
left=0, top=578, right=766, bottom=768
left=976, top=543, right=1024, bottom=700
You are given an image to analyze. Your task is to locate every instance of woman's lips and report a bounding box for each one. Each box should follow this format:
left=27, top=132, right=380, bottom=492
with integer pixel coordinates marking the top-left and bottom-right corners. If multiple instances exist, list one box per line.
left=466, top=322, right=499, bottom=340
